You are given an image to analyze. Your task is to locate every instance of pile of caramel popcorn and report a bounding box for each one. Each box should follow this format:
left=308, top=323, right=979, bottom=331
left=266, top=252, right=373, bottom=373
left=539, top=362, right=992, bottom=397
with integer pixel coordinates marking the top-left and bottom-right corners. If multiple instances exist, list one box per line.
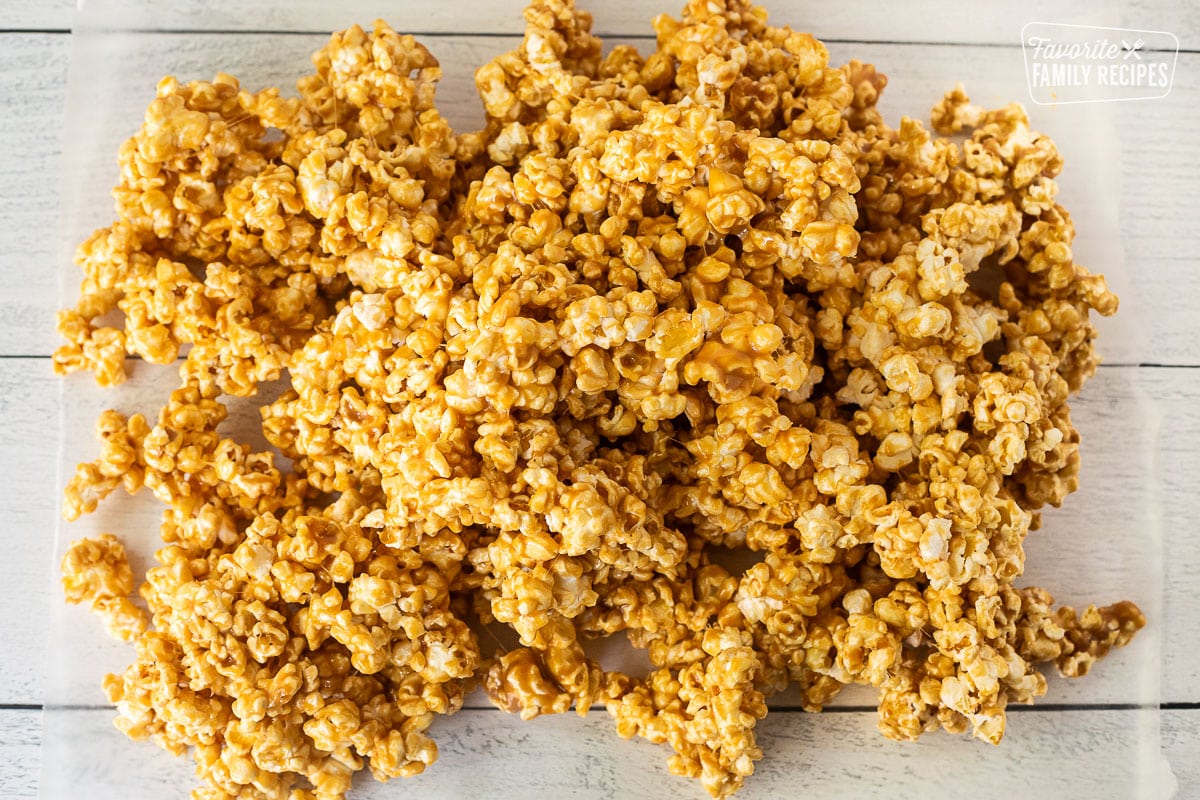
left=56, top=1, right=1145, bottom=797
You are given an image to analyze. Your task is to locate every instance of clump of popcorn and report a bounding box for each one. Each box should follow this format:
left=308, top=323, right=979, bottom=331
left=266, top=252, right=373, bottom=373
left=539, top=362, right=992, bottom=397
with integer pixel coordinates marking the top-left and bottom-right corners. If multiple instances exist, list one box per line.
left=58, top=1, right=1143, bottom=798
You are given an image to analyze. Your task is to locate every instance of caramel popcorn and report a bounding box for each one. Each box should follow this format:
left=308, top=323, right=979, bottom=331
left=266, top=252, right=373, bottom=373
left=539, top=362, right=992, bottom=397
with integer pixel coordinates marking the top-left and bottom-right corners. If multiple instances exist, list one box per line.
left=61, top=534, right=148, bottom=642
left=57, top=1, right=1143, bottom=798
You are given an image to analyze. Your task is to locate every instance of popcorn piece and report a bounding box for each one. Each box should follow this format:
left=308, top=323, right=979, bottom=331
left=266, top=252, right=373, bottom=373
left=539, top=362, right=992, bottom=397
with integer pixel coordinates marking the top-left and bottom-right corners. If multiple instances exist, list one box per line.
left=61, top=534, right=147, bottom=642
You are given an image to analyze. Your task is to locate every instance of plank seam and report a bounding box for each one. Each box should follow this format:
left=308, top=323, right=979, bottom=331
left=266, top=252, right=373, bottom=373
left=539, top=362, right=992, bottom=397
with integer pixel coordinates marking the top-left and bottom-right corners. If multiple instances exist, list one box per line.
left=1, top=29, right=1193, bottom=53
left=13, top=701, right=1200, bottom=713
left=6, top=354, right=1200, bottom=370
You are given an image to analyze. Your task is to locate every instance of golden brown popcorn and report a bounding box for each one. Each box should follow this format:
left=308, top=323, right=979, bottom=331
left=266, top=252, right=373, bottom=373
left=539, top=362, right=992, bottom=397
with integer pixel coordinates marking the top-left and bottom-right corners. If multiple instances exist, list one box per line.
left=61, top=534, right=148, bottom=642
left=57, top=1, right=1142, bottom=798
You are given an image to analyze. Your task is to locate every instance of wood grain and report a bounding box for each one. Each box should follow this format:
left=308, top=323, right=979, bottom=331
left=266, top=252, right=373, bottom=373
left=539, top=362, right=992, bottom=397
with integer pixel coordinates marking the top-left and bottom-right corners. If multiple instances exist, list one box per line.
left=1148, top=368, right=1200, bottom=702
left=4, top=706, right=1192, bottom=800
left=0, top=34, right=68, bottom=357
left=0, top=710, right=41, bottom=800
left=1164, top=709, right=1200, bottom=800
left=0, top=359, right=58, bottom=705
left=0, top=1, right=73, bottom=31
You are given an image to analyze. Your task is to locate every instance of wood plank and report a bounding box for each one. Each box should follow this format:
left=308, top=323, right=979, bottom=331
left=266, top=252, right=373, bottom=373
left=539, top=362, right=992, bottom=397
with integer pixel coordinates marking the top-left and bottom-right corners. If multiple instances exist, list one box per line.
left=0, top=710, right=41, bottom=800
left=6, top=32, right=1198, bottom=362
left=0, top=359, right=58, bottom=705
left=69, top=0, right=1200, bottom=47
left=4, top=706, right=1195, bottom=798
left=0, top=1, right=72, bottom=31
left=0, top=34, right=68, bottom=358
left=1148, top=369, right=1200, bottom=703
left=1164, top=708, right=1200, bottom=800
left=1110, top=45, right=1200, bottom=371
left=4, top=0, right=1193, bottom=49
left=9, top=359, right=1188, bottom=706
left=27, top=705, right=1176, bottom=799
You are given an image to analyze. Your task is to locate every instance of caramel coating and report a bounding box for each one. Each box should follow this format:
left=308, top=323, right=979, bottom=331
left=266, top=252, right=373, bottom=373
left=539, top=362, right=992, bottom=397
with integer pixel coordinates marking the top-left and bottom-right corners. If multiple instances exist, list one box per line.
left=58, top=2, right=1142, bottom=798
left=62, top=534, right=148, bottom=642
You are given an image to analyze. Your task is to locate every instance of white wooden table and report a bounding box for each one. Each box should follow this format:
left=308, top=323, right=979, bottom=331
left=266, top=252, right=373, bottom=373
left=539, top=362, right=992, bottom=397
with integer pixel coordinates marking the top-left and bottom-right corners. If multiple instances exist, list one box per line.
left=1, top=0, right=1198, bottom=797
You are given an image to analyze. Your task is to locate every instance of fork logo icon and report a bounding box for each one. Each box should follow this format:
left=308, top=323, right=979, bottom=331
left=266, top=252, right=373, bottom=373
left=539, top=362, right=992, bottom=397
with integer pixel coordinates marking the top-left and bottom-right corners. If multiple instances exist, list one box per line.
left=1122, top=39, right=1144, bottom=60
